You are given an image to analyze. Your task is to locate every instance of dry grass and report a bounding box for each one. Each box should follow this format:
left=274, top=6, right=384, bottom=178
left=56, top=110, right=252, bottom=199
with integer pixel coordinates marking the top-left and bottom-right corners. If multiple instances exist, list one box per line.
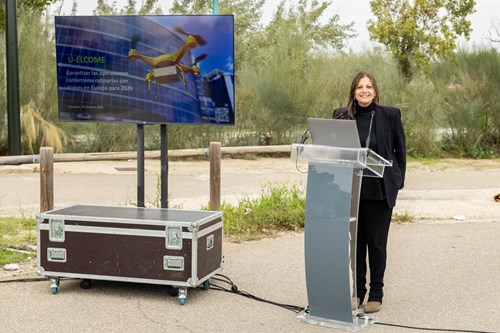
left=21, top=100, right=67, bottom=154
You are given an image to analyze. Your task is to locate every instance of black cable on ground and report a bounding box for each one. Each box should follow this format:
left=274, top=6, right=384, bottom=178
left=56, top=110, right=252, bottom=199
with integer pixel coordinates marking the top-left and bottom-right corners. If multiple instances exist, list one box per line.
left=374, top=321, right=494, bottom=333
left=211, top=274, right=494, bottom=333
left=0, top=277, right=47, bottom=283
left=1, top=274, right=494, bottom=333
left=209, top=274, right=305, bottom=313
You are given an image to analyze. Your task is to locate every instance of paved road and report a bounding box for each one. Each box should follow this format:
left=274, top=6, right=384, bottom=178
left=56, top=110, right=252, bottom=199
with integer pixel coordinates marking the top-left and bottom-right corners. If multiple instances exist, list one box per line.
left=1, top=223, right=499, bottom=333
left=1, top=158, right=498, bottom=221
left=0, top=157, right=499, bottom=332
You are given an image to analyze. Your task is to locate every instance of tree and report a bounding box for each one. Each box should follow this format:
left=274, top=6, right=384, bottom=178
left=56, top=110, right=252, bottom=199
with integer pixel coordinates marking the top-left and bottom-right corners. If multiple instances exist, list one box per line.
left=486, top=18, right=500, bottom=43
left=0, top=3, right=67, bottom=153
left=431, top=49, right=499, bottom=158
left=90, top=0, right=162, bottom=15
left=0, top=0, right=56, bottom=32
left=234, top=1, right=356, bottom=144
left=169, top=0, right=266, bottom=69
left=262, top=0, right=355, bottom=53
left=368, top=0, right=476, bottom=80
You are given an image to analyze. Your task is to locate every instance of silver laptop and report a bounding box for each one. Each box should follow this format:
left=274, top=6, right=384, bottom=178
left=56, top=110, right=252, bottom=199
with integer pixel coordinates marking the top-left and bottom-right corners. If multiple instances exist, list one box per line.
left=307, top=118, right=361, bottom=148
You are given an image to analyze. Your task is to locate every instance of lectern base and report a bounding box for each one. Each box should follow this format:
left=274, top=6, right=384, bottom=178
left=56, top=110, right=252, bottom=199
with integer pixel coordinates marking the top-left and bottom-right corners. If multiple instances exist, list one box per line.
left=296, top=312, right=377, bottom=332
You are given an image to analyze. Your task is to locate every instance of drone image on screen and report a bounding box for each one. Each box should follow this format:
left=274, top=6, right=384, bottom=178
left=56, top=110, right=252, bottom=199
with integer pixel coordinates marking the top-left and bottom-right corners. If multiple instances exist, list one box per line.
left=127, top=25, right=207, bottom=96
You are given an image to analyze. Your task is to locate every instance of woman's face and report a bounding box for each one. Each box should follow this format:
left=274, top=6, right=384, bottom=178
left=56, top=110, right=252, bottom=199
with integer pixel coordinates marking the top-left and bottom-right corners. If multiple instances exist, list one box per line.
left=355, top=76, right=376, bottom=107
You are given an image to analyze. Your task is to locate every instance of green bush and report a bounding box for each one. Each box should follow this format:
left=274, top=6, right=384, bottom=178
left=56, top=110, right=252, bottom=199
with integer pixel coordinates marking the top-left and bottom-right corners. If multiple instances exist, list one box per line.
left=216, top=181, right=306, bottom=240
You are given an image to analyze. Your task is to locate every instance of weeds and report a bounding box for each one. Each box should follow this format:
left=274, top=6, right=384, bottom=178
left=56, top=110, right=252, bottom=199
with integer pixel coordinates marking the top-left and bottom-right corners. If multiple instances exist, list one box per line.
left=0, top=217, right=37, bottom=266
left=209, top=181, right=306, bottom=241
left=392, top=212, right=415, bottom=223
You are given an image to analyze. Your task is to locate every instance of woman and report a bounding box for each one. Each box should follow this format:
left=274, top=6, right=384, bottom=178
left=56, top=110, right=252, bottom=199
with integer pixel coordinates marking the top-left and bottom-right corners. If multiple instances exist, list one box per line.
left=333, top=72, right=406, bottom=313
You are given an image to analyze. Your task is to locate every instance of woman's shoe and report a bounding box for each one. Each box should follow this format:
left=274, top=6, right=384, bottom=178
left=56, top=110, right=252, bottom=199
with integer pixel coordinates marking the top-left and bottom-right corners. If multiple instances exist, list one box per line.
left=364, top=301, right=381, bottom=313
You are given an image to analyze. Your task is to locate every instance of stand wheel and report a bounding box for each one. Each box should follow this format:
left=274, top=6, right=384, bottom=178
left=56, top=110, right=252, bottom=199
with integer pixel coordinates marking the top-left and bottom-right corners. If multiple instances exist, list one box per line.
left=51, top=287, right=58, bottom=295
left=80, top=279, right=92, bottom=289
left=179, top=298, right=186, bottom=305
left=202, top=280, right=210, bottom=290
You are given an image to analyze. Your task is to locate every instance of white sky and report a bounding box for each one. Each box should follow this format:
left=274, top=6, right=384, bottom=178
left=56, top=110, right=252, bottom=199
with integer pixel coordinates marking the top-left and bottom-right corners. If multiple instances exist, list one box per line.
left=56, top=0, right=500, bottom=52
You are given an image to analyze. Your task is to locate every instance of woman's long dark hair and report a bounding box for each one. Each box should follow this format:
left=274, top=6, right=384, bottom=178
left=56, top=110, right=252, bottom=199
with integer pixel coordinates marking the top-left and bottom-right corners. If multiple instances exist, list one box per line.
left=333, top=72, right=380, bottom=120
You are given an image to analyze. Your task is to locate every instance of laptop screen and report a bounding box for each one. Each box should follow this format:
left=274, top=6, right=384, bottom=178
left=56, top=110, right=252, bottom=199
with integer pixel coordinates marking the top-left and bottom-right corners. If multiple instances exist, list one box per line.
left=307, top=118, right=361, bottom=148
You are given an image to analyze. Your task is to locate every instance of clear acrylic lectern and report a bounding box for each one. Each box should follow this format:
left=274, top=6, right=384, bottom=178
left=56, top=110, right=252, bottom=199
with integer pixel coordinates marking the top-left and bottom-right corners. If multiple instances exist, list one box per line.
left=291, top=143, right=392, bottom=332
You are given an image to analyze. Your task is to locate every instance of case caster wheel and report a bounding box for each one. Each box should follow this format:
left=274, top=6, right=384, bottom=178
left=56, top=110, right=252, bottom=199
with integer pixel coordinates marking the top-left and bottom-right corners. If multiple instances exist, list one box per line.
left=50, top=278, right=59, bottom=295
left=80, top=279, right=92, bottom=289
left=178, top=288, right=187, bottom=305
left=202, top=279, right=210, bottom=290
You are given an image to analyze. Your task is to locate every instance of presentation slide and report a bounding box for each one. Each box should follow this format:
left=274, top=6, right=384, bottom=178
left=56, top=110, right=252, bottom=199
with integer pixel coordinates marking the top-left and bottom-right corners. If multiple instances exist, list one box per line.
left=55, top=15, right=235, bottom=125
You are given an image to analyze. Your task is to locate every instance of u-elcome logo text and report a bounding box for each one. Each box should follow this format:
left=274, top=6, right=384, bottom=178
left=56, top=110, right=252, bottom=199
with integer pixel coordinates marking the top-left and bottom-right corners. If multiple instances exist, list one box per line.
left=67, top=56, right=106, bottom=64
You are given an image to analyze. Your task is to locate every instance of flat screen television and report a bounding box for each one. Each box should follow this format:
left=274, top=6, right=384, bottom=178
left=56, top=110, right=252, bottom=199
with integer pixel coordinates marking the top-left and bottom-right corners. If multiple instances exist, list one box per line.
left=55, top=15, right=235, bottom=125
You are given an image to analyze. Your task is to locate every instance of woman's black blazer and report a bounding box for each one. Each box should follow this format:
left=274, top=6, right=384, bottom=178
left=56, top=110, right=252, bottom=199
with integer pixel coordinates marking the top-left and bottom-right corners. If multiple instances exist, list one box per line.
left=333, top=105, right=406, bottom=208
left=373, top=105, right=407, bottom=208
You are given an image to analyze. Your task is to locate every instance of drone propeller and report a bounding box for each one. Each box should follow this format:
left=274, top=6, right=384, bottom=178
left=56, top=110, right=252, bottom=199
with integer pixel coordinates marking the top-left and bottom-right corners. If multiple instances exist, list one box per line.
left=193, top=54, right=207, bottom=65
left=173, top=25, right=207, bottom=46
left=130, top=34, right=141, bottom=49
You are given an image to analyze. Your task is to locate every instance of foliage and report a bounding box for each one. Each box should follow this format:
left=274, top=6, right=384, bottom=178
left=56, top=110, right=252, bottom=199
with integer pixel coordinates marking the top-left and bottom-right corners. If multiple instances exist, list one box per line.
left=0, top=217, right=36, bottom=266
left=368, top=0, right=476, bottom=80
left=88, top=0, right=162, bottom=15
left=259, top=0, right=356, bottom=55
left=234, top=1, right=356, bottom=145
left=392, top=211, right=415, bottom=223
left=237, top=28, right=311, bottom=144
left=87, top=123, right=139, bottom=152
left=399, top=76, right=442, bottom=157
left=431, top=49, right=499, bottom=158
left=0, top=4, right=64, bottom=154
left=213, top=181, right=306, bottom=241
left=0, top=0, right=57, bottom=32
left=17, top=8, right=58, bottom=117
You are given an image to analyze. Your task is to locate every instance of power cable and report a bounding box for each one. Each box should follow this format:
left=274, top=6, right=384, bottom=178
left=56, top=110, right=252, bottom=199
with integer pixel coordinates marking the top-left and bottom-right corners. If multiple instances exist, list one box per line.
left=209, top=274, right=305, bottom=313
left=1, top=274, right=494, bottom=333
left=209, top=274, right=494, bottom=333
left=374, top=321, right=494, bottom=333
left=0, top=277, right=47, bottom=283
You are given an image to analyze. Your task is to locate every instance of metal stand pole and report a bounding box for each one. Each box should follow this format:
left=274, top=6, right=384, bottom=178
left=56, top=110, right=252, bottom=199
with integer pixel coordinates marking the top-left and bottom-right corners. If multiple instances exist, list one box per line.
left=137, top=124, right=145, bottom=207
left=160, top=124, right=168, bottom=208
left=6, top=0, right=21, bottom=155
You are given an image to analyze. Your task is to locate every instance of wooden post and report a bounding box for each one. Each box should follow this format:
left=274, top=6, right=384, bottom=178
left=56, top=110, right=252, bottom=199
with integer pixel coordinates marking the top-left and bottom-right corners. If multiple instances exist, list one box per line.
left=40, top=147, right=54, bottom=213
left=209, top=142, right=221, bottom=211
